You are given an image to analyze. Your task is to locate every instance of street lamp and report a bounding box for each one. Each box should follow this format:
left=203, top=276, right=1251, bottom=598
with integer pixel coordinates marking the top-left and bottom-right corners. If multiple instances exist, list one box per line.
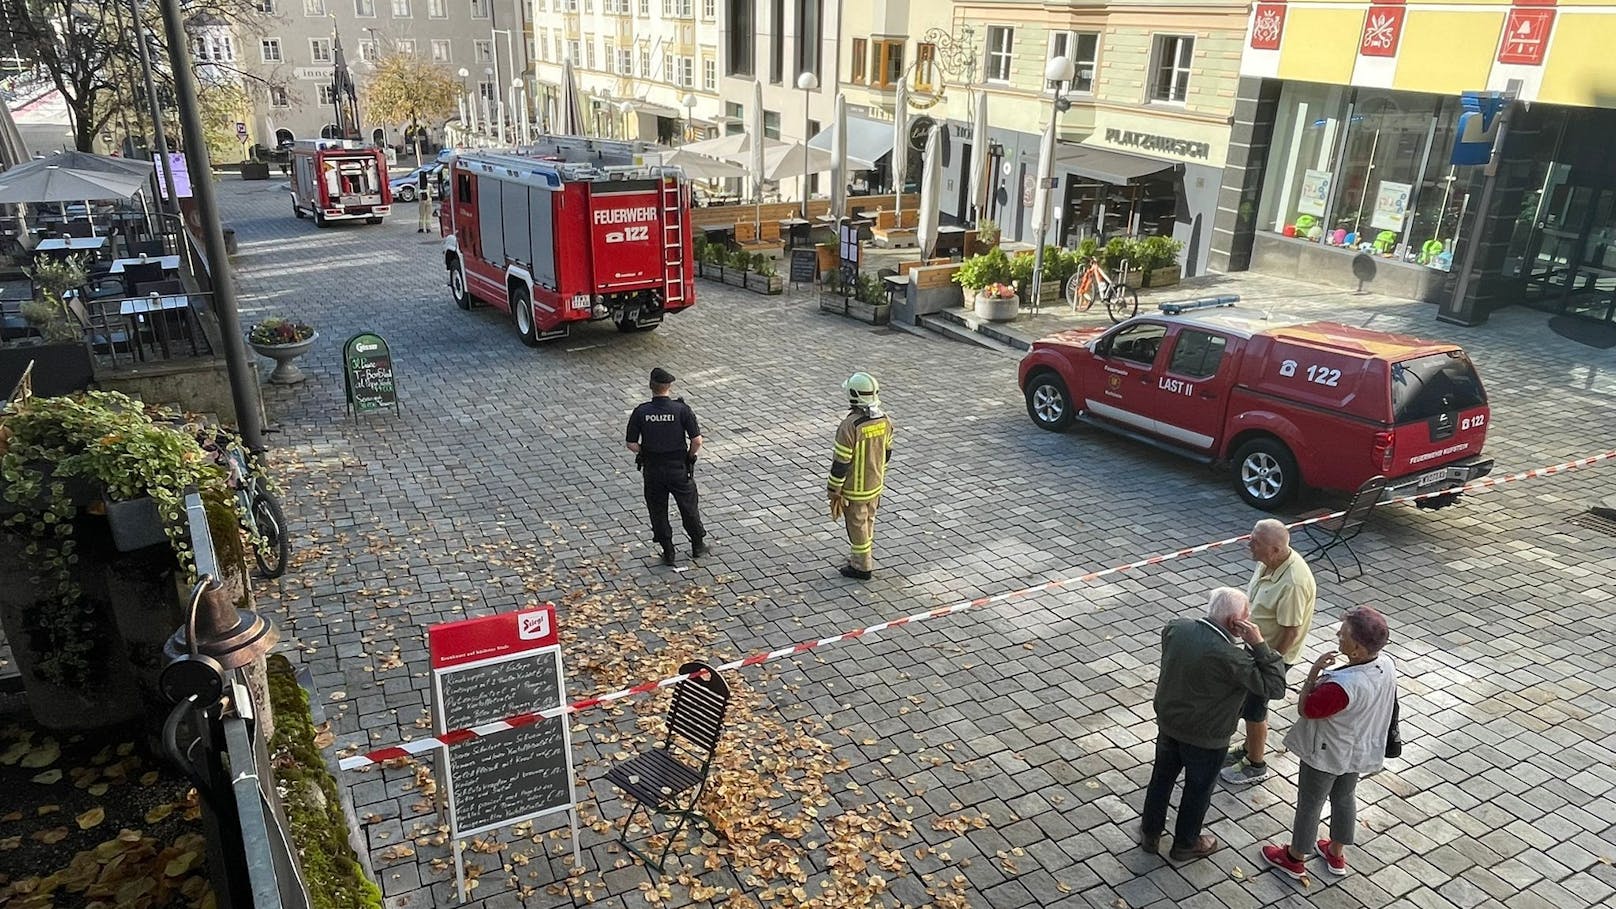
left=796, top=70, right=819, bottom=220
left=616, top=99, right=634, bottom=140
left=458, top=67, right=476, bottom=138
left=1030, top=55, right=1075, bottom=312
left=511, top=76, right=526, bottom=144
left=484, top=66, right=500, bottom=145
left=681, top=92, right=697, bottom=144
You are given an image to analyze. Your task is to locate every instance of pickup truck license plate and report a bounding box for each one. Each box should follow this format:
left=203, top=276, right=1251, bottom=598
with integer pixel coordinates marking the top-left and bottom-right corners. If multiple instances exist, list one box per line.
left=1417, top=469, right=1447, bottom=487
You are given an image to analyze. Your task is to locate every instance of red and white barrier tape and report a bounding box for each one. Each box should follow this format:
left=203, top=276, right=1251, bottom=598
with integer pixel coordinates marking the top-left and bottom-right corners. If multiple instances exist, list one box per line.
left=338, top=448, right=1615, bottom=770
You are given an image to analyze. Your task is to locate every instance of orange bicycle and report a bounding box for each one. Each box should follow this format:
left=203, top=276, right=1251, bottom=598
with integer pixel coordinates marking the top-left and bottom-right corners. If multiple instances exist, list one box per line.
left=1065, top=256, right=1139, bottom=323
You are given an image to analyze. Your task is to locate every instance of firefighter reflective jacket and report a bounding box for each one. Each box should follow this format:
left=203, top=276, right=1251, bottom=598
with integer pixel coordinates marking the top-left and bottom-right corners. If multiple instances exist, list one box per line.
left=827, top=409, right=894, bottom=503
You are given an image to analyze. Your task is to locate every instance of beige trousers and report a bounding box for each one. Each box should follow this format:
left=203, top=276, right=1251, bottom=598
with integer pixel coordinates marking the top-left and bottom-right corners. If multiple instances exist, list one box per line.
left=843, top=499, right=878, bottom=571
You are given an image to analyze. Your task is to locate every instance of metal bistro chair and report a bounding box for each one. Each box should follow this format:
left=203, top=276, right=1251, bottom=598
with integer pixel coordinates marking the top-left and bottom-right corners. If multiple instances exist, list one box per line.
left=1301, top=475, right=1389, bottom=581
left=605, top=661, right=730, bottom=876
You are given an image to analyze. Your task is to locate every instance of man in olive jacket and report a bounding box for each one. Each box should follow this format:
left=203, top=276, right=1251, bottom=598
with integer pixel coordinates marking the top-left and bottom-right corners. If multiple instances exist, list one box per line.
left=1141, top=586, right=1287, bottom=862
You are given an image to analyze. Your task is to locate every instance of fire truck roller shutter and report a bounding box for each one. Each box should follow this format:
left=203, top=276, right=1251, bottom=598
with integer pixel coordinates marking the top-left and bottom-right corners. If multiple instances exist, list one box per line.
left=528, top=186, right=558, bottom=289
left=478, top=176, right=505, bottom=265
left=501, top=180, right=531, bottom=271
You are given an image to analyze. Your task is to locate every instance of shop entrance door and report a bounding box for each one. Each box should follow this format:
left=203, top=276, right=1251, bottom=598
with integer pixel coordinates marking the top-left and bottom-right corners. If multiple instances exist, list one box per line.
left=1527, top=182, right=1616, bottom=322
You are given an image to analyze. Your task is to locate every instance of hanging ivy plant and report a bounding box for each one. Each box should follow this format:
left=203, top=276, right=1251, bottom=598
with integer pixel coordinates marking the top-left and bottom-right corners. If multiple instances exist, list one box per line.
left=0, top=391, right=252, bottom=688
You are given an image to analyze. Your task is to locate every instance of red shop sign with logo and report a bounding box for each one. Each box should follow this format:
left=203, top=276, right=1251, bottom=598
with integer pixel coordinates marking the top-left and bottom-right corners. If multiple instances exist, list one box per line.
left=1360, top=0, right=1406, bottom=57
left=428, top=604, right=559, bottom=669
left=1498, top=1, right=1556, bottom=66
left=1251, top=2, right=1288, bottom=50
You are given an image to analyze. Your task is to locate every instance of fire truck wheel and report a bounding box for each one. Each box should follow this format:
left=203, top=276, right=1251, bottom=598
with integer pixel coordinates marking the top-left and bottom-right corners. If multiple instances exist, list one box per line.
left=449, top=263, right=472, bottom=310
left=367, top=217, right=382, bottom=225
left=314, top=211, right=329, bottom=228
left=292, top=199, right=305, bottom=219
left=513, top=289, right=540, bottom=347
left=616, top=316, right=638, bottom=333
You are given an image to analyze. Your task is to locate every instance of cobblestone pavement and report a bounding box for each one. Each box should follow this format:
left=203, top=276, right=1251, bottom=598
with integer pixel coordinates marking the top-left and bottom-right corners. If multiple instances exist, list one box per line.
left=219, top=179, right=1616, bottom=909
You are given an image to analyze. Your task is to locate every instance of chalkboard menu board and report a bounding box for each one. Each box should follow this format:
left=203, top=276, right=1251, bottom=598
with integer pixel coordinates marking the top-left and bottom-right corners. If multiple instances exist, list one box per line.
left=427, top=606, right=579, bottom=895
left=342, top=332, right=398, bottom=416
left=790, top=248, right=818, bottom=285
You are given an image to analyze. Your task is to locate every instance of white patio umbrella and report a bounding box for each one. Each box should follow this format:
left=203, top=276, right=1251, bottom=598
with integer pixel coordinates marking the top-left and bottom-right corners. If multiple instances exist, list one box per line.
left=968, top=91, right=992, bottom=223
left=558, top=58, right=586, bottom=137
left=916, top=124, right=942, bottom=261
left=683, top=131, right=783, bottom=158
left=8, top=150, right=153, bottom=181
left=750, top=79, right=766, bottom=232
left=891, top=79, right=908, bottom=225
left=0, top=164, right=148, bottom=236
left=830, top=93, right=848, bottom=222
left=729, top=142, right=875, bottom=183
left=655, top=148, right=746, bottom=181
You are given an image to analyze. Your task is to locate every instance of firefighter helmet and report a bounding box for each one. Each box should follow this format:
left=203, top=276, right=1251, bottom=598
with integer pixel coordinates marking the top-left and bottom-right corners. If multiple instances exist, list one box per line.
left=844, top=372, right=881, bottom=410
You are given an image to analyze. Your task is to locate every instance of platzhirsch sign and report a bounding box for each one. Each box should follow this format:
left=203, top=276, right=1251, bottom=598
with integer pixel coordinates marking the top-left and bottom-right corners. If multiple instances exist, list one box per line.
left=1104, top=128, right=1211, bottom=161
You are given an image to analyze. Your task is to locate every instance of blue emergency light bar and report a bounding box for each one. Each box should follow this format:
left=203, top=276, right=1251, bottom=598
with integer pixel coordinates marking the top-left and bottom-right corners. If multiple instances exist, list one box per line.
left=1158, top=295, right=1241, bottom=315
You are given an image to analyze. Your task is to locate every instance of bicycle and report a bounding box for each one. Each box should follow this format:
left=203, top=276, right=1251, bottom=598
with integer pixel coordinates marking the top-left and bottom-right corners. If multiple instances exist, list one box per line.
left=203, top=434, right=290, bottom=579
left=1065, top=256, right=1140, bottom=324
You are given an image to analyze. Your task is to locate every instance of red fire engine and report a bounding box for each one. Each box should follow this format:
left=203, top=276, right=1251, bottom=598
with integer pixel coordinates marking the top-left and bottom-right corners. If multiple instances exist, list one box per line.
left=440, top=138, right=694, bottom=343
left=288, top=139, right=391, bottom=227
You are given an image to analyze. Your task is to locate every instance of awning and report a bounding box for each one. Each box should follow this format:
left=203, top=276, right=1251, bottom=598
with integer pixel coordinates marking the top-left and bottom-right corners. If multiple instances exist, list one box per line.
left=1057, top=142, right=1176, bottom=185
left=807, top=112, right=895, bottom=167
left=624, top=98, right=683, bottom=119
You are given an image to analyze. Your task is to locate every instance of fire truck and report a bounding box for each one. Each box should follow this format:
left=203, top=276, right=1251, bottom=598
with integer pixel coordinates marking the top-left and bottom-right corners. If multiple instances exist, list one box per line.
left=440, top=138, right=694, bottom=343
left=288, top=139, right=391, bottom=227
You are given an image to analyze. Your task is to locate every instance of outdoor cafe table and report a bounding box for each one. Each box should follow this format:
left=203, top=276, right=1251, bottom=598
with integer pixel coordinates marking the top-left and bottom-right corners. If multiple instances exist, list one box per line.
left=35, top=236, right=108, bottom=253
left=109, top=255, right=182, bottom=274
left=117, top=294, right=198, bottom=359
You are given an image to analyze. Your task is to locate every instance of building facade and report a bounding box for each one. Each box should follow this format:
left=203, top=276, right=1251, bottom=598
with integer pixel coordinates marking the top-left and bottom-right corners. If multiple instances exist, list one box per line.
left=231, top=0, right=530, bottom=150
left=717, top=0, right=841, bottom=191
left=831, top=1, right=1246, bottom=277
left=1211, top=0, right=1616, bottom=324
left=528, top=0, right=722, bottom=143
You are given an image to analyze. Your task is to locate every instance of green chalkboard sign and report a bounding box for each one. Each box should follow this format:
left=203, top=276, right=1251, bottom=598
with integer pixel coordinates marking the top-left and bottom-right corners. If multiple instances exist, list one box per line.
left=342, top=332, right=398, bottom=416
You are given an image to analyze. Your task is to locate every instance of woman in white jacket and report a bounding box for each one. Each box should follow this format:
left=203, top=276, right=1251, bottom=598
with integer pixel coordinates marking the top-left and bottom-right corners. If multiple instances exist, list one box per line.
left=1262, top=605, right=1397, bottom=879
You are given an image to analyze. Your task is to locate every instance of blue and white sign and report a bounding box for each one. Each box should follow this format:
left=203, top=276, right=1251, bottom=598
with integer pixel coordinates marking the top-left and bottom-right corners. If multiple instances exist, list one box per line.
left=1451, top=92, right=1505, bottom=166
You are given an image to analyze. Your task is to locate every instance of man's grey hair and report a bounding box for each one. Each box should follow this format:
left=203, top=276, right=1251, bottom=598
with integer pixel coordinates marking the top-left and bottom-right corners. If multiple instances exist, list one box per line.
left=1252, top=518, right=1291, bottom=549
left=1207, top=586, right=1249, bottom=624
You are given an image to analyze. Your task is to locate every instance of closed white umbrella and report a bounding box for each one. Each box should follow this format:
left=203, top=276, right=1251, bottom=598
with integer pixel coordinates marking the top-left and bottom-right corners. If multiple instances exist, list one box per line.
left=750, top=79, right=766, bottom=232
left=891, top=79, right=908, bottom=226
left=559, top=58, right=586, bottom=136
left=1030, top=108, right=1056, bottom=249
left=830, top=93, right=848, bottom=222
left=916, top=124, right=942, bottom=260
left=968, top=91, right=992, bottom=223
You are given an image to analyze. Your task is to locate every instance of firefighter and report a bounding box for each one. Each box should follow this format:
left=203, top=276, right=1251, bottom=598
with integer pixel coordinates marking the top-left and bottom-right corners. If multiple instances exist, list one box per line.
left=415, top=168, right=433, bottom=233
left=625, top=367, right=707, bottom=566
left=827, top=372, right=894, bottom=580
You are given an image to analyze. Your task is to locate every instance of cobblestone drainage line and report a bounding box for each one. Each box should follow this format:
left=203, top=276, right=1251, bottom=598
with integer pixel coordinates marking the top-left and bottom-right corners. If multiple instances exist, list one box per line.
left=338, top=448, right=1616, bottom=772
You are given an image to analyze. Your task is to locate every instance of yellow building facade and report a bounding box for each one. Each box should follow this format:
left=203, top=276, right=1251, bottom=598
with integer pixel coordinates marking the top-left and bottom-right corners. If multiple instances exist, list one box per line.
left=834, top=1, right=1247, bottom=275
left=1215, top=0, right=1616, bottom=323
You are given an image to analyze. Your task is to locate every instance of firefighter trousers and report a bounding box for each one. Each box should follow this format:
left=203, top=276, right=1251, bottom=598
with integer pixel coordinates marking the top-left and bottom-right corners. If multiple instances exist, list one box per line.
left=643, top=462, right=704, bottom=548
left=842, top=498, right=878, bottom=572
left=417, top=198, right=433, bottom=231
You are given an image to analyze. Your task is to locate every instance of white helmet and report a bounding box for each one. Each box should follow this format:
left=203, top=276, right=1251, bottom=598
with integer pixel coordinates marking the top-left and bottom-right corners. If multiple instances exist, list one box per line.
left=843, top=372, right=881, bottom=410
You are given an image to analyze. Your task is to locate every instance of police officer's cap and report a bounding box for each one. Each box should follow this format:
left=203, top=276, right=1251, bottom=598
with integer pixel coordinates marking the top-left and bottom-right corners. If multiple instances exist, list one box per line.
left=649, top=367, right=676, bottom=386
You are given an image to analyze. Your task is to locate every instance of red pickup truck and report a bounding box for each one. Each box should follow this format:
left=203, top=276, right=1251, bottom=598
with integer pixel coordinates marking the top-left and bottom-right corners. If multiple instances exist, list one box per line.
left=1017, top=302, right=1494, bottom=509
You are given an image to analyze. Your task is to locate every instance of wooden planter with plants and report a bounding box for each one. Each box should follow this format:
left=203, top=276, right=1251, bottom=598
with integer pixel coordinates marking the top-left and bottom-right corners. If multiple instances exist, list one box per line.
left=0, top=255, right=95, bottom=397
left=819, top=271, right=889, bottom=324
left=692, top=239, right=784, bottom=296
left=0, top=391, right=261, bottom=730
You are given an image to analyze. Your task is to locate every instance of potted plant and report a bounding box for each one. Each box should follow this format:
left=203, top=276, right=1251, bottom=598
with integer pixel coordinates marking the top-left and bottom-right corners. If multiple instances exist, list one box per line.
left=746, top=253, right=782, bottom=295
left=1134, top=236, right=1185, bottom=288
left=692, top=235, right=711, bottom=278
left=1008, top=250, right=1035, bottom=298
left=952, top=247, right=1011, bottom=312
left=976, top=281, right=1020, bottom=322
left=722, top=247, right=751, bottom=287
left=0, top=257, right=94, bottom=397
left=248, top=317, right=318, bottom=385
left=0, top=391, right=255, bottom=729
left=973, top=218, right=1001, bottom=254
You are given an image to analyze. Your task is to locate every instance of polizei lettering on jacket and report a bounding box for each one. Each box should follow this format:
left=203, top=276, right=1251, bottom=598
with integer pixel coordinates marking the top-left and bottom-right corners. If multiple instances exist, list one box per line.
left=593, top=206, right=658, bottom=225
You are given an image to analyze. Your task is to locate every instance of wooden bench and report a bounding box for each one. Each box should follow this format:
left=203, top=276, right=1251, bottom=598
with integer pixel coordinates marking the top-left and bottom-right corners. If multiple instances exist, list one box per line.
left=734, top=220, right=782, bottom=256
left=871, top=209, right=918, bottom=249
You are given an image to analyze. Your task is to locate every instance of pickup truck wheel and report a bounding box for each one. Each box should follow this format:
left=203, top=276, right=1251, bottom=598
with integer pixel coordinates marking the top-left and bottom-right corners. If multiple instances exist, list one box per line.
left=449, top=263, right=471, bottom=310
left=1024, top=373, right=1074, bottom=431
left=1233, top=438, right=1298, bottom=510
left=513, top=289, right=540, bottom=347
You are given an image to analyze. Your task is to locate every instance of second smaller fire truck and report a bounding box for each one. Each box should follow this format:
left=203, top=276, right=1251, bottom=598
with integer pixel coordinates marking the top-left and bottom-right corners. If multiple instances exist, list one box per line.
left=288, top=139, right=391, bottom=227
left=441, top=138, right=695, bottom=343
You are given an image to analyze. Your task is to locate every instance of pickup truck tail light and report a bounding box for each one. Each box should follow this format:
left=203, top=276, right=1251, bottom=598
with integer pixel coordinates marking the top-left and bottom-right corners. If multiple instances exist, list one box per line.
left=1373, top=431, right=1395, bottom=473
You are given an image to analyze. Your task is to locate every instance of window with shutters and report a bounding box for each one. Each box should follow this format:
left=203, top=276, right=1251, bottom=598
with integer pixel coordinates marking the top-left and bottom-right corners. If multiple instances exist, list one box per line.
left=870, top=39, right=903, bottom=89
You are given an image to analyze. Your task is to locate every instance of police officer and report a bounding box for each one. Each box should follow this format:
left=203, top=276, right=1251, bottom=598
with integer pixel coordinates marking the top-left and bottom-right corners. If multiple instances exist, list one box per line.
left=827, top=372, right=894, bottom=580
left=626, top=367, right=707, bottom=566
left=415, top=167, right=433, bottom=233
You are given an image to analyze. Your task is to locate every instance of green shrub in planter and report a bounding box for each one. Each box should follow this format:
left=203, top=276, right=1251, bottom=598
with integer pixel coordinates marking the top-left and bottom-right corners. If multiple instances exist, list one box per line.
left=1134, top=235, right=1184, bottom=272
left=1074, top=236, right=1101, bottom=263
left=953, top=246, right=1011, bottom=293
left=1007, top=250, right=1035, bottom=289
left=1101, top=237, right=1137, bottom=272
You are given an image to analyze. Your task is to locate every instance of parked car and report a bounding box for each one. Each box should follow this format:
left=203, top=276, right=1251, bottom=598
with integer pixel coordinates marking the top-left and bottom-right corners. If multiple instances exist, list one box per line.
left=1017, top=300, right=1494, bottom=509
left=389, top=164, right=442, bottom=203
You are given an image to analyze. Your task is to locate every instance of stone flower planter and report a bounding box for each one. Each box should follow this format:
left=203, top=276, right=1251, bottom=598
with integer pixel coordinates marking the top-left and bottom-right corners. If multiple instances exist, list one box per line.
left=976, top=292, right=1021, bottom=322
left=250, top=331, right=318, bottom=385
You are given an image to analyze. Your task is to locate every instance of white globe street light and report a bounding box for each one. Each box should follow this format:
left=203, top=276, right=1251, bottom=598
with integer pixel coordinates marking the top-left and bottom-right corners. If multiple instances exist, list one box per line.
left=680, top=91, right=697, bottom=144
left=1031, top=55, right=1074, bottom=312
left=796, top=71, right=819, bottom=220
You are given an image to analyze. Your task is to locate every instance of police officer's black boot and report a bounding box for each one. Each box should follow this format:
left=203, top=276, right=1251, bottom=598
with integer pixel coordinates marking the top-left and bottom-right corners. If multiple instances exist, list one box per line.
left=661, top=543, right=676, bottom=566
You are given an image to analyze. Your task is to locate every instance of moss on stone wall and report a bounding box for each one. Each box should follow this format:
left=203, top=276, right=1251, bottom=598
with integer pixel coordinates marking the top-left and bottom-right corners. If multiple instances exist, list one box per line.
left=265, top=654, right=383, bottom=909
